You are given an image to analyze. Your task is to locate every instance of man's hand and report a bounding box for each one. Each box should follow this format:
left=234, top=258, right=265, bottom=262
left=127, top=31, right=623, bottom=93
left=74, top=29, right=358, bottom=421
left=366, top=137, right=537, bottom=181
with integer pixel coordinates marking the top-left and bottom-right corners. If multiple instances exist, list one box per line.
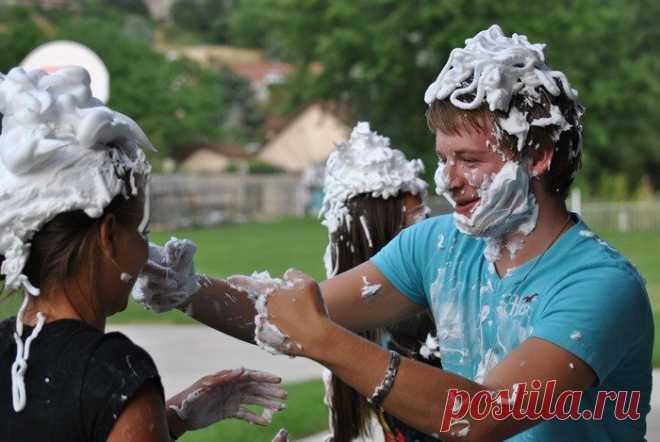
left=132, top=237, right=201, bottom=313
left=261, top=269, right=332, bottom=358
left=167, top=368, right=287, bottom=432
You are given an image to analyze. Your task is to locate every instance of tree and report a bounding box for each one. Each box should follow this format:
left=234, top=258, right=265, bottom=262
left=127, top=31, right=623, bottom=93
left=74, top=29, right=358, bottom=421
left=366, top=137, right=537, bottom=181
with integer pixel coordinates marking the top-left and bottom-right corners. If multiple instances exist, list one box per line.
left=0, top=5, right=251, bottom=164
left=228, top=0, right=660, bottom=197
left=170, top=0, right=230, bottom=44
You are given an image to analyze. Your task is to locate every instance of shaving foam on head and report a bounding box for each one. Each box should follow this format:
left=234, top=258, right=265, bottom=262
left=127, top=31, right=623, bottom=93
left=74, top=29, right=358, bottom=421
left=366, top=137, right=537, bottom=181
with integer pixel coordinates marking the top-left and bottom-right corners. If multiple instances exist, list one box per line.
left=425, top=24, right=583, bottom=161
left=0, top=66, right=153, bottom=294
left=319, top=122, right=427, bottom=278
left=424, top=24, right=577, bottom=112
left=0, top=66, right=153, bottom=412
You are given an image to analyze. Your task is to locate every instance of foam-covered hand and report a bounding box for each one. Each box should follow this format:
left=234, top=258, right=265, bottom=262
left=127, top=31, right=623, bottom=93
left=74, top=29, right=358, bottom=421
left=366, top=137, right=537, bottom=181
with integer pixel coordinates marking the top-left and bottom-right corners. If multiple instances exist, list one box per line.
left=261, top=269, right=330, bottom=357
left=167, top=368, right=287, bottom=430
left=132, top=237, right=201, bottom=313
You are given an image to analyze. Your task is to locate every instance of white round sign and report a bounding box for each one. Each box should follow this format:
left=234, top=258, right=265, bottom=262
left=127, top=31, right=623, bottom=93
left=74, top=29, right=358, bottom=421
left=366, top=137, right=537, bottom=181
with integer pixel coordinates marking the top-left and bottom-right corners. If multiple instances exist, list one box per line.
left=21, top=40, right=110, bottom=102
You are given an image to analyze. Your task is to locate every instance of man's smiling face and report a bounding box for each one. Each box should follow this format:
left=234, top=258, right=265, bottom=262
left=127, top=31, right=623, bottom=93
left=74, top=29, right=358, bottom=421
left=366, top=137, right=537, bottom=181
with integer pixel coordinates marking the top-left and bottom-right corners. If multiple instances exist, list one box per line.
left=434, top=120, right=513, bottom=217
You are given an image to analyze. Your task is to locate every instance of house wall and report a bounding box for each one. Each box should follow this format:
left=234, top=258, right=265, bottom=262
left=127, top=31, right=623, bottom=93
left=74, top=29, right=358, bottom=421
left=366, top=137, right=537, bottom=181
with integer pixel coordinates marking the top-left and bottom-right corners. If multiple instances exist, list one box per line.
left=258, top=105, right=350, bottom=171
left=180, top=149, right=229, bottom=173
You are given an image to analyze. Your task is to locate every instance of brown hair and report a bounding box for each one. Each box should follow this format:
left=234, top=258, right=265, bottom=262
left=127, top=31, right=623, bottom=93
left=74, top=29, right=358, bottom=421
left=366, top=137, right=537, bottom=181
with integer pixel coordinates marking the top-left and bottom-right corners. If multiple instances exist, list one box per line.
left=426, top=81, right=583, bottom=199
left=327, top=193, right=433, bottom=442
left=0, top=173, right=144, bottom=319
left=22, top=193, right=143, bottom=291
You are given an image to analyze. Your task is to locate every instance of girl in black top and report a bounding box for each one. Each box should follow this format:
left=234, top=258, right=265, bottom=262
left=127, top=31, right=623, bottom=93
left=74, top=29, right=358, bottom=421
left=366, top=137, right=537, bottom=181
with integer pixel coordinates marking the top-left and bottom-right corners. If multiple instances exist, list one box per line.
left=0, top=66, right=287, bottom=442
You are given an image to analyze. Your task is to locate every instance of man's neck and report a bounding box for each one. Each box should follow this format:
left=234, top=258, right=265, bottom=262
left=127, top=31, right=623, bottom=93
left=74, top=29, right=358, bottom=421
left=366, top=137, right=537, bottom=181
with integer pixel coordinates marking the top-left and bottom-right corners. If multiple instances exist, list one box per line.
left=493, top=194, right=573, bottom=278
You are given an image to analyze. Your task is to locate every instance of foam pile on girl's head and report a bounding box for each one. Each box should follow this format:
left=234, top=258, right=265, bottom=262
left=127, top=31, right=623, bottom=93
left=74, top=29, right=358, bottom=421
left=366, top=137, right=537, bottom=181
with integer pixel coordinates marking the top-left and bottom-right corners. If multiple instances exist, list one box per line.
left=0, top=66, right=153, bottom=294
left=319, top=121, right=427, bottom=235
left=424, top=25, right=582, bottom=152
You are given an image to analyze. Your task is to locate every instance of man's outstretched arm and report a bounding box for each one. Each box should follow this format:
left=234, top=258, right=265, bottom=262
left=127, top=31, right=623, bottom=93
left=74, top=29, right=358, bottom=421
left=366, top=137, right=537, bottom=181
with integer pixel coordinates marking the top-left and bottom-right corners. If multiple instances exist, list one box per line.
left=264, top=272, right=597, bottom=441
left=183, top=260, right=423, bottom=341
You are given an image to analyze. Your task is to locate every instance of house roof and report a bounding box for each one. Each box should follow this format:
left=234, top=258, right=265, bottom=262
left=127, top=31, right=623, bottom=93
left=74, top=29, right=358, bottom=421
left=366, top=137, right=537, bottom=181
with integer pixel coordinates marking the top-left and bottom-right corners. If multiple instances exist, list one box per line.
left=227, top=61, right=293, bottom=86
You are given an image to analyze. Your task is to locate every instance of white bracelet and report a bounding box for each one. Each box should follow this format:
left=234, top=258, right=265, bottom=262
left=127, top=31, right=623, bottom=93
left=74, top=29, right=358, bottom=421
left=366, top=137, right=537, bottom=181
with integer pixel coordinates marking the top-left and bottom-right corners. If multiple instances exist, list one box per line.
left=367, top=351, right=401, bottom=408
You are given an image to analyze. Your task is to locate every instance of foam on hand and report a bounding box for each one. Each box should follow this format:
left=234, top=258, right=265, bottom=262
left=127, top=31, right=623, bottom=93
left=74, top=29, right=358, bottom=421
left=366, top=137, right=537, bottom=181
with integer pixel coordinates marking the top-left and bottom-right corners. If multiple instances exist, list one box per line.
left=319, top=121, right=427, bottom=277
left=132, top=238, right=201, bottom=313
left=226, top=271, right=295, bottom=355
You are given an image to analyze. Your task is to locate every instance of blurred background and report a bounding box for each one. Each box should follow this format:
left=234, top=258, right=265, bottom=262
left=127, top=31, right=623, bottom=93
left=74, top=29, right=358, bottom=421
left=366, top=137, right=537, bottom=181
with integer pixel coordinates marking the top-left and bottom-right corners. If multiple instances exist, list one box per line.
left=0, top=1, right=658, bottom=440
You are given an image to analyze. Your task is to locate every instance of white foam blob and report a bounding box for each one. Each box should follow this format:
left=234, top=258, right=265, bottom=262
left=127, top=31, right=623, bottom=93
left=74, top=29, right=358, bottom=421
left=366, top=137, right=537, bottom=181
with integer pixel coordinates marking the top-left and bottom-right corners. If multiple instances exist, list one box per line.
left=419, top=333, right=441, bottom=360
left=360, top=275, right=382, bottom=299
left=452, top=162, right=539, bottom=248
left=424, top=24, right=577, bottom=112
left=226, top=271, right=302, bottom=355
left=570, top=330, right=582, bottom=341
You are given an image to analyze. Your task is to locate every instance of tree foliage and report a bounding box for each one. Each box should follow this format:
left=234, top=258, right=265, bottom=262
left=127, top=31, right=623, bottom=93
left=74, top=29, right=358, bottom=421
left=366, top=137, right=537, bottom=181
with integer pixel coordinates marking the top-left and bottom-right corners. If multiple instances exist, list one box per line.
left=170, top=0, right=230, bottom=44
left=228, top=0, right=660, bottom=197
left=0, top=5, right=256, bottom=164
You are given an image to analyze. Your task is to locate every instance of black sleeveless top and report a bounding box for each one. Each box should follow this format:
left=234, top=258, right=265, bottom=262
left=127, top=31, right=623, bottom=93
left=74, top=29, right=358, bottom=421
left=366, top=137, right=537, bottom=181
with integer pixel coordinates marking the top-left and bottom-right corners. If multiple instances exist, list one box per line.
left=0, top=318, right=164, bottom=442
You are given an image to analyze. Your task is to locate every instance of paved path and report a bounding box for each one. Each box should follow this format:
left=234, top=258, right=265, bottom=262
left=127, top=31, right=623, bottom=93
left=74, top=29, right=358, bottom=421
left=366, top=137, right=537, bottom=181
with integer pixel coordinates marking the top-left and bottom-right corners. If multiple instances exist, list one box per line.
left=111, top=324, right=659, bottom=441
left=108, top=324, right=324, bottom=396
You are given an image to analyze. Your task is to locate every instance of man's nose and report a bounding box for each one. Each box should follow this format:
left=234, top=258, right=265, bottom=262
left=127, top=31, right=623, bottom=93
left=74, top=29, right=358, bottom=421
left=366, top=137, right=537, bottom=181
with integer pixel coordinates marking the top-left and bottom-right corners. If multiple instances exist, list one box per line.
left=445, top=161, right=463, bottom=190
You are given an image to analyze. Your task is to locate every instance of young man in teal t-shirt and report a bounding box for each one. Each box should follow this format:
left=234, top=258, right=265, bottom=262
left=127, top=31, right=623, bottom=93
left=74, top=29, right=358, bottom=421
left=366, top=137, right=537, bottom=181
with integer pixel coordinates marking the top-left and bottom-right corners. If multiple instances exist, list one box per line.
left=137, top=25, right=653, bottom=441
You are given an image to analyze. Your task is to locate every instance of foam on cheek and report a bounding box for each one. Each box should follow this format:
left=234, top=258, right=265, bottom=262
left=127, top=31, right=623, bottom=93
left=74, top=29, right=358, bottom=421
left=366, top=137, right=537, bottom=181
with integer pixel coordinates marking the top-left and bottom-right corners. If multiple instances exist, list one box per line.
left=434, top=161, right=455, bottom=207
left=453, top=161, right=539, bottom=258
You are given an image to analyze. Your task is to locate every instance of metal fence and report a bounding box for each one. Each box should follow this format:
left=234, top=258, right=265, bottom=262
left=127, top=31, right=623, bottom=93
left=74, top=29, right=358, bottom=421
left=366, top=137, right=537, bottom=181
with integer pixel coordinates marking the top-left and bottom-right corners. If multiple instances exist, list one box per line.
left=150, top=173, right=305, bottom=230
left=577, top=200, right=660, bottom=232
left=149, top=173, right=660, bottom=232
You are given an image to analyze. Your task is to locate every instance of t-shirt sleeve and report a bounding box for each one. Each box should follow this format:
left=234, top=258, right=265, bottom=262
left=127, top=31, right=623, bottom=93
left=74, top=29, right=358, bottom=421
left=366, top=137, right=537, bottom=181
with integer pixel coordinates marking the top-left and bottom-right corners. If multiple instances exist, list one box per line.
left=530, top=264, right=651, bottom=386
left=371, top=216, right=449, bottom=306
left=81, top=332, right=165, bottom=442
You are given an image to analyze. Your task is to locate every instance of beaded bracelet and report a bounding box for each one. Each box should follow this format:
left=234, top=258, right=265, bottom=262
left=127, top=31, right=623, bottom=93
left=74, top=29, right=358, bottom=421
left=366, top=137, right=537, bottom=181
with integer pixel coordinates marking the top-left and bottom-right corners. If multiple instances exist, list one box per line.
left=367, top=350, right=401, bottom=408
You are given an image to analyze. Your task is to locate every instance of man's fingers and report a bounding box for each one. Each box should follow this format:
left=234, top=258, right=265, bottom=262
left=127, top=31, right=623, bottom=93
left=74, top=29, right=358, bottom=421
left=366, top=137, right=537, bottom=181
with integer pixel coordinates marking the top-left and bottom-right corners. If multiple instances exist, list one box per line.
left=235, top=407, right=272, bottom=426
left=241, top=394, right=286, bottom=411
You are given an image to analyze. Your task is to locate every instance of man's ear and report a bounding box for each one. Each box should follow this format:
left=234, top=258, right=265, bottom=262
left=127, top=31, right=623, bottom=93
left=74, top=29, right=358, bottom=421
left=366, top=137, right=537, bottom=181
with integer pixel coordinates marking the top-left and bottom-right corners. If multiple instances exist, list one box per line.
left=529, top=144, right=554, bottom=178
left=98, top=213, right=118, bottom=262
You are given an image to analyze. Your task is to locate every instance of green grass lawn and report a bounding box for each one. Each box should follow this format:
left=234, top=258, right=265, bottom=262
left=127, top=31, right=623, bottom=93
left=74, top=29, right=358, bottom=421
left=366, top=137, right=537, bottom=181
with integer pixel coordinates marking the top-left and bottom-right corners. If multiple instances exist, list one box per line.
left=594, top=230, right=660, bottom=368
left=1, top=218, right=658, bottom=366
left=0, top=217, right=328, bottom=324
left=179, top=379, right=327, bottom=442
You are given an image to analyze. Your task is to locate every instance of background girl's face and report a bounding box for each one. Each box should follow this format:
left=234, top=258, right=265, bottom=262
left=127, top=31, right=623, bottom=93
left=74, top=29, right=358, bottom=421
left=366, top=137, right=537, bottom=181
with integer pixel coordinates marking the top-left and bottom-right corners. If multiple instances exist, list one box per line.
left=402, top=193, right=428, bottom=227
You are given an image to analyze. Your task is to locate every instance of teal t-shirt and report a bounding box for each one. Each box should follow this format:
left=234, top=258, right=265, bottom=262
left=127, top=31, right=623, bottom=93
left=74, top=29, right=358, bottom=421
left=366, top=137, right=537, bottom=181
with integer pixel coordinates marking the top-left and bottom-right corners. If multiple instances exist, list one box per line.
left=372, top=214, right=653, bottom=441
